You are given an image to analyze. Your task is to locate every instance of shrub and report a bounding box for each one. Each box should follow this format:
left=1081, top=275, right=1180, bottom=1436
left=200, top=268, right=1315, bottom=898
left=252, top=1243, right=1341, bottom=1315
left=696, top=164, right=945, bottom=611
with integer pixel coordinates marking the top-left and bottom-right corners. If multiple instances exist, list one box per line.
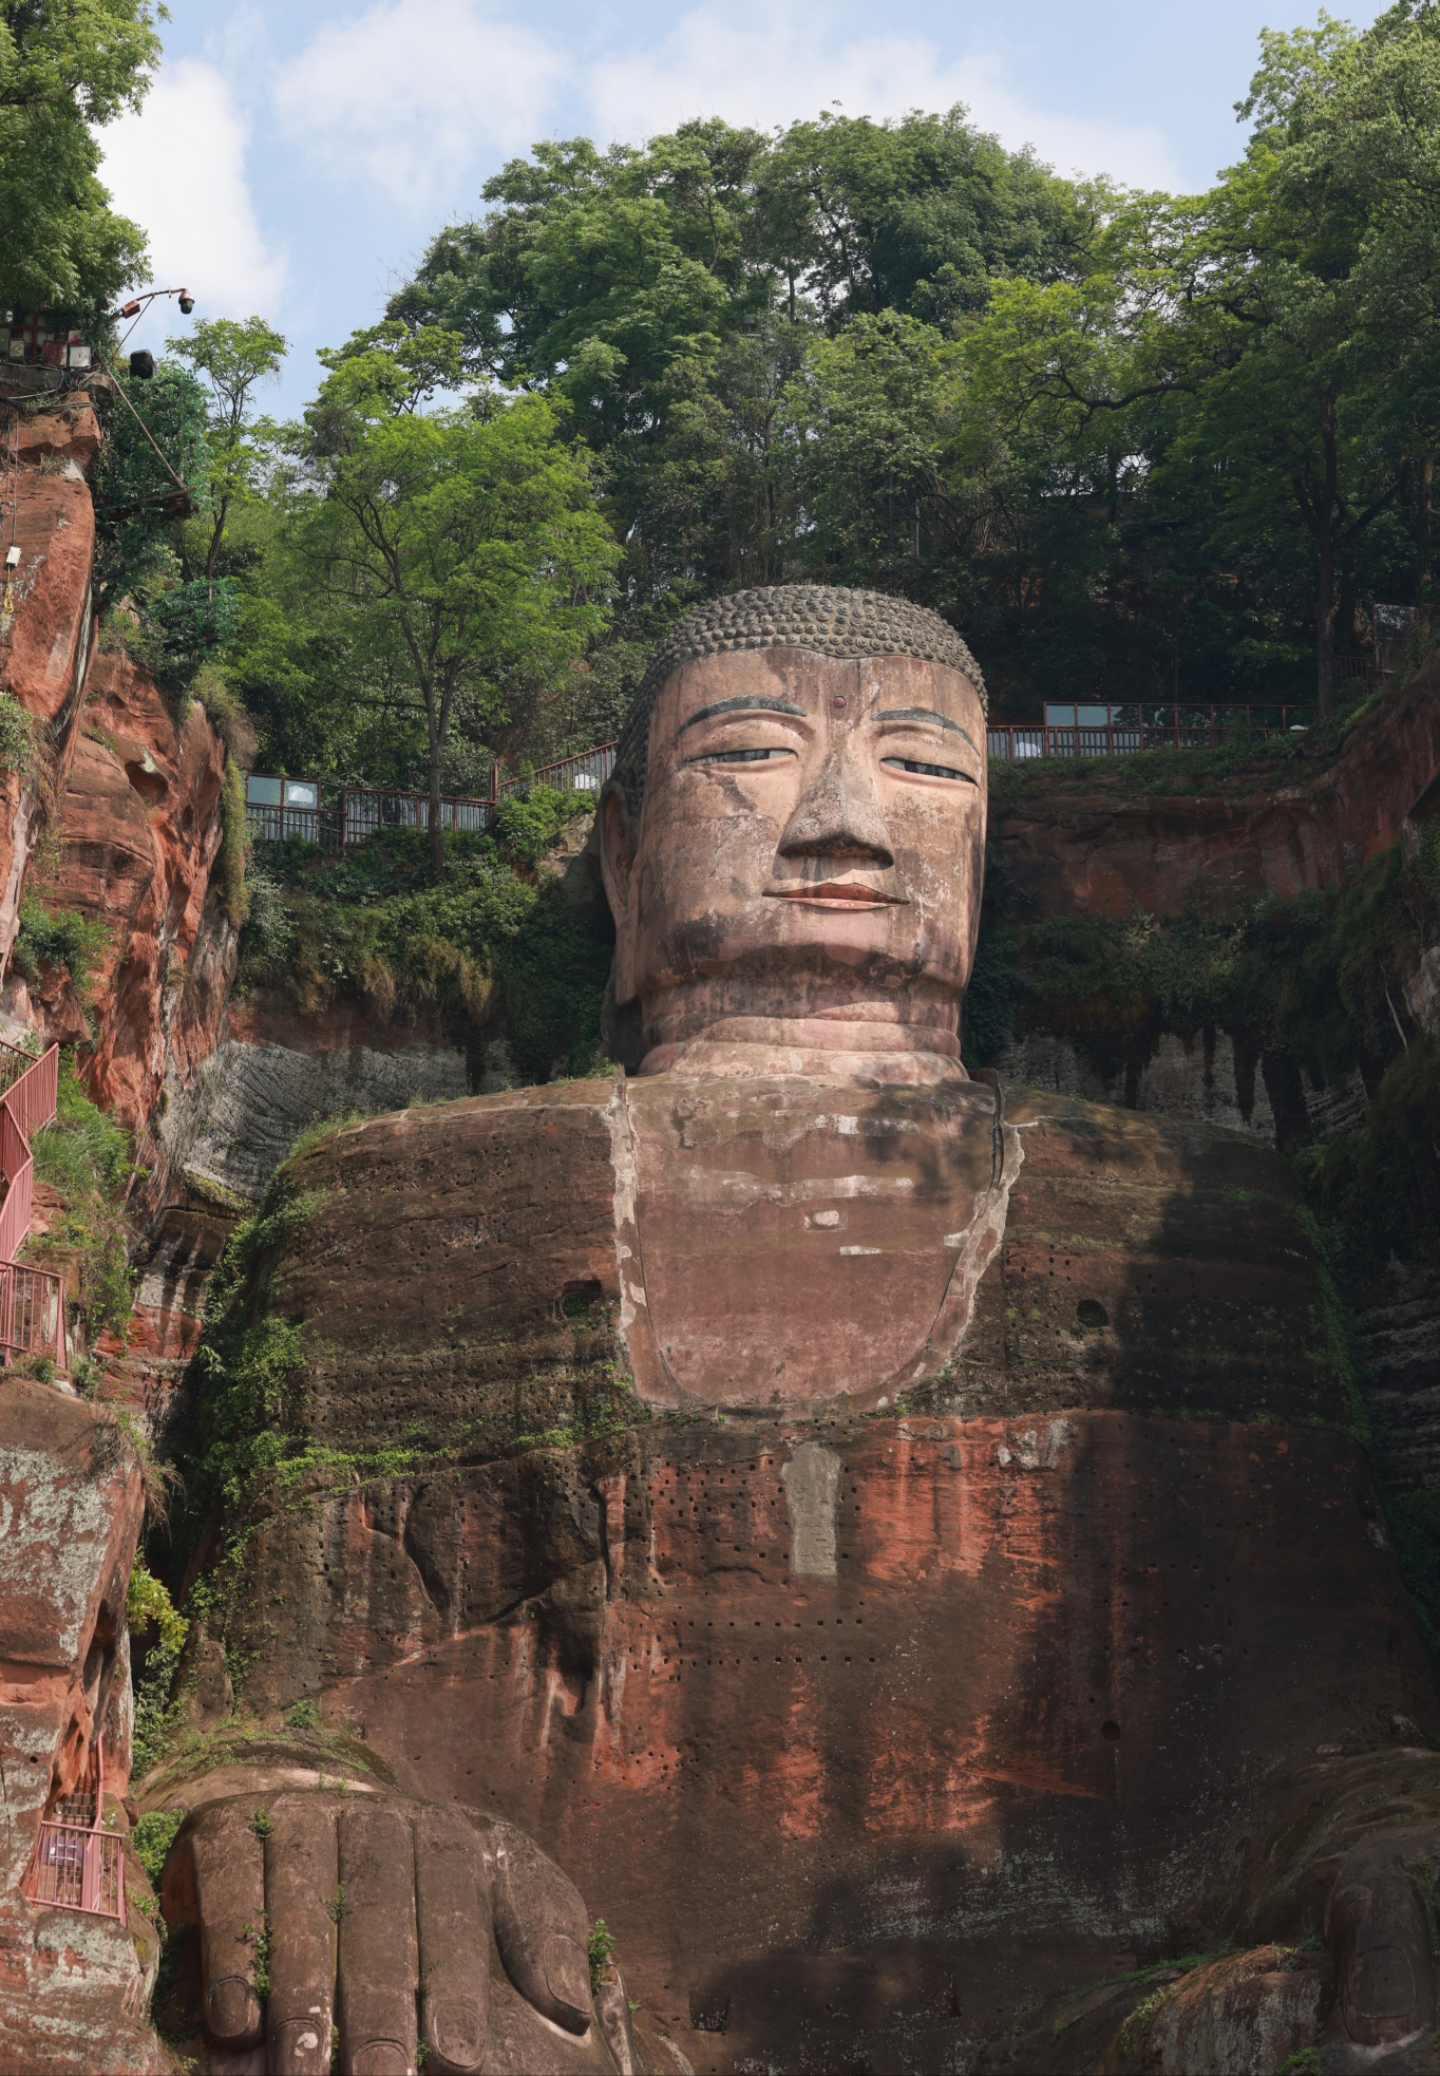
left=132, top=1809, right=183, bottom=1886
left=29, top=1055, right=136, bottom=1339
left=0, top=690, right=33, bottom=777
left=12, top=896, right=111, bottom=998
left=217, top=758, right=250, bottom=927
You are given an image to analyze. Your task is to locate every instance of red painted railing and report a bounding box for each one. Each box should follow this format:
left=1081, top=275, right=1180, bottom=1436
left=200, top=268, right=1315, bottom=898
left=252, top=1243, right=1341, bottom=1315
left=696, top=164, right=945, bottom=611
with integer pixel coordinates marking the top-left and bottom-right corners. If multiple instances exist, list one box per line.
left=0, top=1040, right=65, bottom=1369
left=246, top=744, right=619, bottom=852
left=21, top=1735, right=123, bottom=1923
left=22, top=1822, right=123, bottom=1918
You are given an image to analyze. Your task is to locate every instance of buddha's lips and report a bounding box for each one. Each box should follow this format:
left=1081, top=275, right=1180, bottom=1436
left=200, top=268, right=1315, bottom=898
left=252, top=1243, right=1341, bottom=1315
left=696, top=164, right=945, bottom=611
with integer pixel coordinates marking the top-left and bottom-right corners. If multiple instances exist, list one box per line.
left=765, top=883, right=908, bottom=909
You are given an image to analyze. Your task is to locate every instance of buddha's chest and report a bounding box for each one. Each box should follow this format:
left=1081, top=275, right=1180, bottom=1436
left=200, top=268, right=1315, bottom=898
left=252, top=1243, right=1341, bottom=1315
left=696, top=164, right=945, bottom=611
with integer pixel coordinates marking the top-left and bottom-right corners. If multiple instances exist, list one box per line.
left=611, top=1078, right=1018, bottom=1409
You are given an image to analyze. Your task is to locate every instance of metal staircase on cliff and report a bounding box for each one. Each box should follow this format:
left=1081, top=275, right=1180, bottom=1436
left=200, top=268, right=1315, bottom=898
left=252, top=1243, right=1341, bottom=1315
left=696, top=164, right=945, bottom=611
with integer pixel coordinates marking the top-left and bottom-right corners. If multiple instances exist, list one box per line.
left=0, top=1039, right=66, bottom=1371
left=20, top=1734, right=123, bottom=1922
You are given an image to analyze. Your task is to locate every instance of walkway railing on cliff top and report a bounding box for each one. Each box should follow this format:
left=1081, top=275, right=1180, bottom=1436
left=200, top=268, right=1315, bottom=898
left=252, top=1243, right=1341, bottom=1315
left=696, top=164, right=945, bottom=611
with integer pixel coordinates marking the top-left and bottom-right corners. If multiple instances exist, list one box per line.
left=0, top=1040, right=66, bottom=1371
left=987, top=702, right=1315, bottom=762
left=247, top=707, right=1326, bottom=847
left=246, top=742, right=618, bottom=850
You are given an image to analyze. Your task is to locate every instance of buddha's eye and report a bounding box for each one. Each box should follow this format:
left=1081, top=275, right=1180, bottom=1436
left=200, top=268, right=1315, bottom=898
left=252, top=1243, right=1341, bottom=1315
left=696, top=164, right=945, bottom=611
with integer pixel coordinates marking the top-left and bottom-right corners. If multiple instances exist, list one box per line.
left=696, top=747, right=793, bottom=765
left=882, top=756, right=976, bottom=783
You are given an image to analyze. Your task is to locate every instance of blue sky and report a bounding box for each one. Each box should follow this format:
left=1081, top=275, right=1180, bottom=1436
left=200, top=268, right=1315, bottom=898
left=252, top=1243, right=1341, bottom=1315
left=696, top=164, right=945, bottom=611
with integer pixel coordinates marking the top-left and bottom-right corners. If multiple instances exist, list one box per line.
left=100, top=0, right=1382, bottom=414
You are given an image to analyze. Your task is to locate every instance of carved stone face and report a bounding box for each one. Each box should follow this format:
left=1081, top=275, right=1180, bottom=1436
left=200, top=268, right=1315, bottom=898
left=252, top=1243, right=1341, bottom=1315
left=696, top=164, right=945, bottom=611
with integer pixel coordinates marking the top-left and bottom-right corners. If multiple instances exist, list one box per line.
left=601, top=647, right=987, bottom=1061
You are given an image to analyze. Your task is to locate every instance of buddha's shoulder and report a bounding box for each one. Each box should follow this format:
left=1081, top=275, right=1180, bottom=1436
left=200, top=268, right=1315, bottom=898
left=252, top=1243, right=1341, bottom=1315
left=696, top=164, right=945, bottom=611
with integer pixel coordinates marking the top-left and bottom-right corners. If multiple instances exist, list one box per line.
left=982, top=1082, right=1348, bottom=1429
left=998, top=1079, right=1301, bottom=1198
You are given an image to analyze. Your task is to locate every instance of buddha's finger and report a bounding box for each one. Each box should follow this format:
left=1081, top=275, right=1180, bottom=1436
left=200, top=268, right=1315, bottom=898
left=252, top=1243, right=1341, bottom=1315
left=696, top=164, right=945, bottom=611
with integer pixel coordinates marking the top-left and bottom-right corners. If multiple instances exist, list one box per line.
left=334, top=1800, right=419, bottom=2076
left=414, top=1805, right=491, bottom=2075
left=189, top=1799, right=265, bottom=2050
left=263, top=1797, right=338, bottom=2076
left=487, top=1820, right=593, bottom=2035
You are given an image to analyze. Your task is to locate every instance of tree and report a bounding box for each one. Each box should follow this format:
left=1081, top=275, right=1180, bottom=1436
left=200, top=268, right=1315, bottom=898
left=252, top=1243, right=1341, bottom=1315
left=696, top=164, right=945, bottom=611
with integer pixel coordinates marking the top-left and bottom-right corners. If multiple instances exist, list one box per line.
left=0, top=0, right=160, bottom=309
left=89, top=361, right=211, bottom=606
left=960, top=17, right=1440, bottom=718
left=294, top=329, right=618, bottom=874
left=166, top=316, right=287, bottom=578
left=390, top=110, right=1101, bottom=622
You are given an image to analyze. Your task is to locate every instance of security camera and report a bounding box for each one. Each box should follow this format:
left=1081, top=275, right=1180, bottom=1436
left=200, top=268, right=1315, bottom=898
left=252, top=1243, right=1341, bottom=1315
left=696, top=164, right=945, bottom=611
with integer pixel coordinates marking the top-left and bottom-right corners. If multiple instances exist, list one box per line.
left=178, top=293, right=195, bottom=315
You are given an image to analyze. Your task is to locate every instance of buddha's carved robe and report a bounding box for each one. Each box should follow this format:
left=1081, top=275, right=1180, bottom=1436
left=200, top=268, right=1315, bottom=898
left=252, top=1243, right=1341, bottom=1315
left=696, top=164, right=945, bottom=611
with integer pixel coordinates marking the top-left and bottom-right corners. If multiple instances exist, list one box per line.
left=224, top=1079, right=1434, bottom=2065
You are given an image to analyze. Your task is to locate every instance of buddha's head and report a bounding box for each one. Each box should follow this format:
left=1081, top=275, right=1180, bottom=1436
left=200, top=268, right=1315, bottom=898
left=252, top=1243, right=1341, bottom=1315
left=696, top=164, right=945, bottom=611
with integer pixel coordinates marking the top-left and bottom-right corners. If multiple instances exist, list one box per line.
left=599, top=586, right=988, bottom=1078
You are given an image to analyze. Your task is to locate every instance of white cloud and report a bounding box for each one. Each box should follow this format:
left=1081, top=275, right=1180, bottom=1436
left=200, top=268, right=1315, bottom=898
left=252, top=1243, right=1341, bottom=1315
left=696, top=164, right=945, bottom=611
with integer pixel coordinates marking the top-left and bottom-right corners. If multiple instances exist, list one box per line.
left=586, top=5, right=1181, bottom=189
left=274, top=0, right=568, bottom=201
left=271, top=0, right=1178, bottom=219
left=99, top=57, right=287, bottom=320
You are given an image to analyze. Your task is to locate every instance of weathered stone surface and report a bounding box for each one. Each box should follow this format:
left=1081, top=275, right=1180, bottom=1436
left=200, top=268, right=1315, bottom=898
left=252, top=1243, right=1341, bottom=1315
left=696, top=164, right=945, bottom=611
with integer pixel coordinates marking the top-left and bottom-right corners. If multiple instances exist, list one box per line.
left=0, top=392, right=104, bottom=982
left=258, top=1077, right=1353, bottom=1429
left=53, top=648, right=231, bottom=1148
left=998, top=660, right=1440, bottom=921
left=182, top=1078, right=1430, bottom=2071
left=162, top=1018, right=467, bottom=1204
left=0, top=1381, right=166, bottom=2073
left=1354, top=1255, right=1440, bottom=1496
left=1002, top=1026, right=1371, bottom=1147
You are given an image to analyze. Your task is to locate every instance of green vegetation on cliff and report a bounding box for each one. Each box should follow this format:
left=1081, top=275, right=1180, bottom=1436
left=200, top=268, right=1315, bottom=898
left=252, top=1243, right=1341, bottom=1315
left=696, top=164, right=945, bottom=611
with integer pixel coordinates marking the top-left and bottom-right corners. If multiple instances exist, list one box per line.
left=239, top=790, right=612, bottom=1083
left=29, top=1051, right=136, bottom=1343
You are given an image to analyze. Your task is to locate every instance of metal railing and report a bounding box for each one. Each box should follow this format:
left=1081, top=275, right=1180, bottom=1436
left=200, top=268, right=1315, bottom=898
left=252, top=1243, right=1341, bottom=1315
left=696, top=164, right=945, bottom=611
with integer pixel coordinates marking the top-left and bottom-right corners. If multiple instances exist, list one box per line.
left=246, top=744, right=619, bottom=853
left=0, top=1041, right=65, bottom=1368
left=21, top=1821, right=123, bottom=1919
left=987, top=704, right=1314, bottom=762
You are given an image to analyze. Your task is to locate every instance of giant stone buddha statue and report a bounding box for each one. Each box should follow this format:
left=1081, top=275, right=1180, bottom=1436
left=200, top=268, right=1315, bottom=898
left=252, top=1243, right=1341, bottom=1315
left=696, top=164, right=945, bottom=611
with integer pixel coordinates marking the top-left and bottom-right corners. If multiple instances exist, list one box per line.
left=148, top=589, right=1440, bottom=2074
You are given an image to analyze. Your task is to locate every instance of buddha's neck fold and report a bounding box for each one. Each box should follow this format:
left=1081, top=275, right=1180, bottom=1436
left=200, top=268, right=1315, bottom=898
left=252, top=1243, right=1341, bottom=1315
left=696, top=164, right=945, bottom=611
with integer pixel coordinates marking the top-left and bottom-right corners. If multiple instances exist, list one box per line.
left=636, top=981, right=967, bottom=1085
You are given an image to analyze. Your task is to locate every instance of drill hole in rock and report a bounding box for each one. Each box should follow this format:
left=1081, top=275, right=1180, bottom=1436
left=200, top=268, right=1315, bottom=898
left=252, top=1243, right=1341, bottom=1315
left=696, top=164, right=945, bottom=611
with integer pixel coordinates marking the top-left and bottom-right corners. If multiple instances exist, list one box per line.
left=1102, top=1719, right=1122, bottom=1742
left=1077, top=1299, right=1109, bottom=1330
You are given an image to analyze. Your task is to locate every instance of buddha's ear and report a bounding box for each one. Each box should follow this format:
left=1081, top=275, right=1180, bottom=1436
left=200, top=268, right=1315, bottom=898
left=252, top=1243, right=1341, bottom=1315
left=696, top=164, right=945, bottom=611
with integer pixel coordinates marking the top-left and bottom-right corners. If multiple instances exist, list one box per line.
left=598, top=784, right=634, bottom=921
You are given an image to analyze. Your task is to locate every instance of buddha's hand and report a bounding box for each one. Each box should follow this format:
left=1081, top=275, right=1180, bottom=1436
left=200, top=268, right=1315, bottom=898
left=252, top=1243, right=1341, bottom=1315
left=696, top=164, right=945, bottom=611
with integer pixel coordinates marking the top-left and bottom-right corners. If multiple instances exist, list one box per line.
left=161, top=1789, right=630, bottom=2075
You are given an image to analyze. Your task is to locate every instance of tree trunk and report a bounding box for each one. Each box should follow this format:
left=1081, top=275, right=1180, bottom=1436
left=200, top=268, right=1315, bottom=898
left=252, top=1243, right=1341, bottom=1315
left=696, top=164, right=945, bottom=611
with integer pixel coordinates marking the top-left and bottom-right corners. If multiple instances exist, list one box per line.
left=427, top=720, right=445, bottom=881
left=1316, top=521, right=1338, bottom=723
left=1422, top=455, right=1433, bottom=591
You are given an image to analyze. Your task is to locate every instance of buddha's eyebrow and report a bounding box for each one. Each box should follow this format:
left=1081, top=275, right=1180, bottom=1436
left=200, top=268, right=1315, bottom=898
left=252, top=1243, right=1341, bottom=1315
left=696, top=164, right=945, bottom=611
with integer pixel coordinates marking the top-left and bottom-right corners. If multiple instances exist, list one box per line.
left=677, top=696, right=808, bottom=734
left=875, top=707, right=979, bottom=753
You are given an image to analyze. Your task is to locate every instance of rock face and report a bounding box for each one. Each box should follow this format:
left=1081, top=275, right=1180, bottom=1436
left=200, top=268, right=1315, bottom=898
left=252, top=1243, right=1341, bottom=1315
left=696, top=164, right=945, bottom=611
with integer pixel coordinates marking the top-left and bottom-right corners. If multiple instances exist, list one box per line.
left=160, top=996, right=468, bottom=1205
left=0, top=1381, right=164, bottom=2074
left=195, top=1080, right=1433, bottom=2071
left=1000, top=1027, right=1371, bottom=1144
left=0, top=385, right=104, bottom=976
left=49, top=645, right=233, bottom=1161
left=998, top=660, right=1440, bottom=921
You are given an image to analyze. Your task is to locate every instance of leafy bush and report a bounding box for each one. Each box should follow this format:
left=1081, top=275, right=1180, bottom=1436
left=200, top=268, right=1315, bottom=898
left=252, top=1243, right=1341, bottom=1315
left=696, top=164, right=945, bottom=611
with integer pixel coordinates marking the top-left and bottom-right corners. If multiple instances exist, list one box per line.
left=0, top=691, right=33, bottom=778
left=588, top=1918, right=616, bottom=1990
left=240, top=800, right=612, bottom=1081
left=217, top=759, right=250, bottom=927
left=30, top=1055, right=136, bottom=1338
left=129, top=1557, right=191, bottom=1782
left=12, top=896, right=111, bottom=999
left=131, top=1809, right=183, bottom=1886
left=126, top=1559, right=189, bottom=1656
left=135, top=578, right=240, bottom=689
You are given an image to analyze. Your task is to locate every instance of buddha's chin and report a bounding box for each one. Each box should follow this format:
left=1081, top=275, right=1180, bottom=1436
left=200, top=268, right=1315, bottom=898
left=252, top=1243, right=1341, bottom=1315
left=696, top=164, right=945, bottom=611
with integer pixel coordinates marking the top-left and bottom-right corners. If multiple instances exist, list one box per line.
left=650, top=907, right=922, bottom=974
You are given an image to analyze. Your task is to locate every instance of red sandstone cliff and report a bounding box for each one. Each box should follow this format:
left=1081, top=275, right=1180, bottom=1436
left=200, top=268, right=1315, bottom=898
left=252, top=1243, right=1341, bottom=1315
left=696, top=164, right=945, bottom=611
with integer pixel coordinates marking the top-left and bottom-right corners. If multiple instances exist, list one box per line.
left=998, top=659, right=1440, bottom=919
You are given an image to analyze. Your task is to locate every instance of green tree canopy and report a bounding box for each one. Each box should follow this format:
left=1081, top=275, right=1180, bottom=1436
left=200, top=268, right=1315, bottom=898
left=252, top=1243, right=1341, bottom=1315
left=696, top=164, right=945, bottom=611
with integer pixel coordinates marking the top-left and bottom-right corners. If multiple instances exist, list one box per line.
left=166, top=315, right=288, bottom=579
left=288, top=327, right=618, bottom=871
left=0, top=0, right=160, bottom=309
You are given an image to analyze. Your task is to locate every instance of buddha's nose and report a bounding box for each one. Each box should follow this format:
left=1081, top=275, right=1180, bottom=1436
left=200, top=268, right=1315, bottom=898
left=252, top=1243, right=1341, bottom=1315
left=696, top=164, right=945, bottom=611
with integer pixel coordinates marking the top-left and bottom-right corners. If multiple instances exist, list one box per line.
left=777, top=734, right=895, bottom=868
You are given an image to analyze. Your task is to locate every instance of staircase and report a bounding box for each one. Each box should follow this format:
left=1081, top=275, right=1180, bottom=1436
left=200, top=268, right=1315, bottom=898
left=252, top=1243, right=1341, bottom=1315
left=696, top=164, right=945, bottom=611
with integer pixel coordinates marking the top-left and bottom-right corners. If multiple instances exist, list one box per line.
left=0, top=1040, right=66, bottom=1371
